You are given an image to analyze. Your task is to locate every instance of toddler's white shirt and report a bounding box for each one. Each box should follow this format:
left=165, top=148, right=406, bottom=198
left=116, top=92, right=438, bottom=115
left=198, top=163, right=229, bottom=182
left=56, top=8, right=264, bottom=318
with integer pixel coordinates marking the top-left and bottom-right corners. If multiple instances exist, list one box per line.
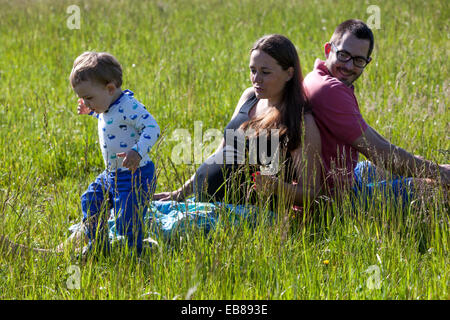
left=91, top=90, right=160, bottom=171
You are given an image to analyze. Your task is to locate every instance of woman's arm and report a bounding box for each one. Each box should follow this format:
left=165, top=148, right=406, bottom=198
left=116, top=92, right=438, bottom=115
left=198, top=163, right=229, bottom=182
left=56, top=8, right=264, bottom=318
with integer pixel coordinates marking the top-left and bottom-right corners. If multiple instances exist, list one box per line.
left=154, top=174, right=195, bottom=201
left=255, top=114, right=323, bottom=206
left=288, top=114, right=323, bottom=204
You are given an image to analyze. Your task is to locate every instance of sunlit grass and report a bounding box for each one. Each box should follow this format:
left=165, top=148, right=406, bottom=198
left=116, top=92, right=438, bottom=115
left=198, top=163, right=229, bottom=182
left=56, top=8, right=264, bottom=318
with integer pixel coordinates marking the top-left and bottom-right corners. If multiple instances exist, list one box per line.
left=0, top=0, right=448, bottom=299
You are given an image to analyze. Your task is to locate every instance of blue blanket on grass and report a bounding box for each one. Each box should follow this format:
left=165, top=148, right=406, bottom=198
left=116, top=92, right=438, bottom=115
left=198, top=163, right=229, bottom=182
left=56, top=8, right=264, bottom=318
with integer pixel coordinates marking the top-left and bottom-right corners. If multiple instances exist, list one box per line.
left=70, top=198, right=273, bottom=247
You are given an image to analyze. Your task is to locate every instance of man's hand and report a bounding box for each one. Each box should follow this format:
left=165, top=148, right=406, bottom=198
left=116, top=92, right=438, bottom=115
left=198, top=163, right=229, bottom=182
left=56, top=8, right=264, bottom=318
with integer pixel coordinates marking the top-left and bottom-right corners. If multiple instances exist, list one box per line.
left=117, top=149, right=141, bottom=172
left=77, top=99, right=92, bottom=115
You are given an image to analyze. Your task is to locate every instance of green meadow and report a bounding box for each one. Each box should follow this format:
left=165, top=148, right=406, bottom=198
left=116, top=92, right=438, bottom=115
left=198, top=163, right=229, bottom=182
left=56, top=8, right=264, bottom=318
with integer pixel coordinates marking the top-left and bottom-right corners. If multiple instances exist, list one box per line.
left=0, top=0, right=448, bottom=299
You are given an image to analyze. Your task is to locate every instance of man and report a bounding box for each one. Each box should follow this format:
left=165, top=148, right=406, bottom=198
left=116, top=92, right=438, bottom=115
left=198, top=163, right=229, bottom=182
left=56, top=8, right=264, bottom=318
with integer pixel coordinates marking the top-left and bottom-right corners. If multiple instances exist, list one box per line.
left=303, top=19, right=449, bottom=196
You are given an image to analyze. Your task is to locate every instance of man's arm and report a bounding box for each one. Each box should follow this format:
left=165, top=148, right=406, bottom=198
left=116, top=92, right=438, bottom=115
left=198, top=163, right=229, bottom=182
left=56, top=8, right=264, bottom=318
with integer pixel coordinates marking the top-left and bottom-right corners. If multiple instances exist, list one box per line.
left=351, top=126, right=450, bottom=184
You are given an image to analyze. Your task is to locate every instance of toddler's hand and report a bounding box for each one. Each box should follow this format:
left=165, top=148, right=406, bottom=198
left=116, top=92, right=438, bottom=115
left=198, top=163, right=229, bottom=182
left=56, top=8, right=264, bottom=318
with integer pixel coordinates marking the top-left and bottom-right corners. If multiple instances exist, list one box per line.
left=77, top=99, right=92, bottom=115
left=117, top=150, right=142, bottom=172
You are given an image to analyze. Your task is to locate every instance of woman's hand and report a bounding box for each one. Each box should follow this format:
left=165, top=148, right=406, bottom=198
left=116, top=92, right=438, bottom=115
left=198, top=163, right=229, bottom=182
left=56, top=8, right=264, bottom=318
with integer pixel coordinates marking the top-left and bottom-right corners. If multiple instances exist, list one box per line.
left=77, top=98, right=92, bottom=115
left=154, top=175, right=195, bottom=202
left=252, top=171, right=278, bottom=194
left=153, top=189, right=184, bottom=201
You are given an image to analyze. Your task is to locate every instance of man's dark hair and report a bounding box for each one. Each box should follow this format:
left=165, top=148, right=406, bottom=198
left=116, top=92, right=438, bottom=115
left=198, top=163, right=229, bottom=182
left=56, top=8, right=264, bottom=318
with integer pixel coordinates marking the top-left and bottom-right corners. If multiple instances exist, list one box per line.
left=330, top=19, right=374, bottom=58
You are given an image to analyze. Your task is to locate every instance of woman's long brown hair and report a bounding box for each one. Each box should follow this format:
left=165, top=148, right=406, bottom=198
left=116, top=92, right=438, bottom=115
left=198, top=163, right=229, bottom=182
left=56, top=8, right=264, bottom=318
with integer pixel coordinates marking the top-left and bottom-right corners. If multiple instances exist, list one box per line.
left=241, top=34, right=310, bottom=151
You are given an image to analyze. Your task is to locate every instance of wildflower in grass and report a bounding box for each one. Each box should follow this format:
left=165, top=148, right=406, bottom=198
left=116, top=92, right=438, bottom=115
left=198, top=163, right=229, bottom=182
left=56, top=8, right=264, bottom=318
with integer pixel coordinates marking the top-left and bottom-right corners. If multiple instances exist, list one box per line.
left=323, top=260, right=329, bottom=265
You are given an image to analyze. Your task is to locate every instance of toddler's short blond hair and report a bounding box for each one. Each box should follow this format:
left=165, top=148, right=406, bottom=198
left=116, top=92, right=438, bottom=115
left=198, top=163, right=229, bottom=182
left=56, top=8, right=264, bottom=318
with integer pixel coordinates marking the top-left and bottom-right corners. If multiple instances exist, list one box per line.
left=70, top=51, right=122, bottom=87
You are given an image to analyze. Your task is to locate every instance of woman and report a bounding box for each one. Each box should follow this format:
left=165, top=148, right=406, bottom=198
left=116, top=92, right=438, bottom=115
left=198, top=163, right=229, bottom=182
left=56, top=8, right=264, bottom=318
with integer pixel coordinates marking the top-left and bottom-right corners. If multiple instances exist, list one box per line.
left=155, top=34, right=323, bottom=209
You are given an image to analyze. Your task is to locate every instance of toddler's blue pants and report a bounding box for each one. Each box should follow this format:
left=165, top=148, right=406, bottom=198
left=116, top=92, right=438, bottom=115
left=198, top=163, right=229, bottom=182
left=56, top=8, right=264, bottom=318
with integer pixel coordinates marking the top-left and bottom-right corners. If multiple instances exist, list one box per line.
left=81, top=162, right=156, bottom=254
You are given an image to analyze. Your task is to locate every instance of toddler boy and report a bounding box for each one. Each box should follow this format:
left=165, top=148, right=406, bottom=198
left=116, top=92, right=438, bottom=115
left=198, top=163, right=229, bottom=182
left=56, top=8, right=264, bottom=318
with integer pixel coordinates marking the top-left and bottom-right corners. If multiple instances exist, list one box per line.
left=70, top=51, right=160, bottom=255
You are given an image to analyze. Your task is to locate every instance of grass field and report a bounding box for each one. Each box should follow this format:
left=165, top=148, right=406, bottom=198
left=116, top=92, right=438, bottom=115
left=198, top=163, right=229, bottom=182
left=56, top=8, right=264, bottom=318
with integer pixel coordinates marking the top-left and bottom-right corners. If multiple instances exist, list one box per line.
left=0, top=0, right=448, bottom=300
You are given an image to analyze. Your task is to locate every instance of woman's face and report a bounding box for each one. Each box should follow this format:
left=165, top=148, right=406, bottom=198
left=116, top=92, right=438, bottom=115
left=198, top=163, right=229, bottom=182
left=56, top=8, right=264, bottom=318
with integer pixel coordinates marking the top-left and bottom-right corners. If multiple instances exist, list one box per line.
left=249, top=49, right=292, bottom=106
